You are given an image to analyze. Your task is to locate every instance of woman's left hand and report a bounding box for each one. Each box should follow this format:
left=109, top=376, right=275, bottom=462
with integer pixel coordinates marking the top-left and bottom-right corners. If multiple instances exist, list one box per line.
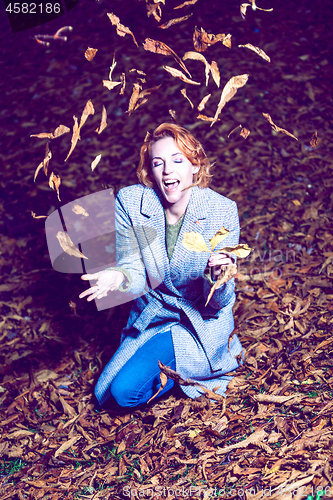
left=207, top=253, right=235, bottom=280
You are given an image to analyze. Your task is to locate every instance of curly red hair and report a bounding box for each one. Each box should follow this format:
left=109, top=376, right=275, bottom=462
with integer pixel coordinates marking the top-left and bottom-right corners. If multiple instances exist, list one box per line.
left=137, top=123, right=213, bottom=189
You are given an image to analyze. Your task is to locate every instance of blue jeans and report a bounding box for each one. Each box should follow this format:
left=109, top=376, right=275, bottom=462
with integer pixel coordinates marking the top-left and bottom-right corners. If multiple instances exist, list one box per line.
left=110, top=330, right=176, bottom=408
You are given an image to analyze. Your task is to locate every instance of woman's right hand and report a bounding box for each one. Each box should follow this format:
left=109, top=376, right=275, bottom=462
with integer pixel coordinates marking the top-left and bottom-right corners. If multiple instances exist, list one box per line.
left=79, top=269, right=125, bottom=302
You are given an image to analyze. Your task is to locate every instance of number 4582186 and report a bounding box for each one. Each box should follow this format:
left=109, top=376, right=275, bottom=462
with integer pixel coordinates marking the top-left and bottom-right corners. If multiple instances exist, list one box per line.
left=6, top=3, right=61, bottom=14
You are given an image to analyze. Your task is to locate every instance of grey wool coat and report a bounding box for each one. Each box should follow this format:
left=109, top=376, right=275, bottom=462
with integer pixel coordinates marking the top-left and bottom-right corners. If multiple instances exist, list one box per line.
left=95, top=184, right=243, bottom=406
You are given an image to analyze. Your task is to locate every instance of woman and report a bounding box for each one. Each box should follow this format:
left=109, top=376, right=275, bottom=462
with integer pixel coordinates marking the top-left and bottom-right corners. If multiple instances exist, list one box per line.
left=79, top=123, right=243, bottom=408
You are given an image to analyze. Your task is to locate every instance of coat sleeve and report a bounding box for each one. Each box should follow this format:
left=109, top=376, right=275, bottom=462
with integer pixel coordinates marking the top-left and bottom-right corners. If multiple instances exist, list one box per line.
left=202, top=200, right=240, bottom=310
left=113, top=191, right=148, bottom=295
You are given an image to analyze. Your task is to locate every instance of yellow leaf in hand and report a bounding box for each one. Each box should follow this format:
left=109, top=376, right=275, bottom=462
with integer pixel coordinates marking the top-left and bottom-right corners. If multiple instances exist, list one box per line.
left=182, top=232, right=210, bottom=253
left=219, top=243, right=252, bottom=258
left=210, top=226, right=230, bottom=251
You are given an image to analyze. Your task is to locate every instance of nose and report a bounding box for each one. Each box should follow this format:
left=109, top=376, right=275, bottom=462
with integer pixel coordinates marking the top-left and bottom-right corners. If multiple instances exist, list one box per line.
left=163, top=159, right=174, bottom=174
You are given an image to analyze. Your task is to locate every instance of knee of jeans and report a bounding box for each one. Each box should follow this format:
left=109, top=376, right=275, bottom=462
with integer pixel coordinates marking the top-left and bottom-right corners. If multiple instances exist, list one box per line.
left=110, top=376, right=133, bottom=408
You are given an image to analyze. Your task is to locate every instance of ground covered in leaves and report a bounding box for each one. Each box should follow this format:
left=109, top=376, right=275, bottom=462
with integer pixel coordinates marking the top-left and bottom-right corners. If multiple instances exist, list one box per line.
left=1, top=0, right=333, bottom=498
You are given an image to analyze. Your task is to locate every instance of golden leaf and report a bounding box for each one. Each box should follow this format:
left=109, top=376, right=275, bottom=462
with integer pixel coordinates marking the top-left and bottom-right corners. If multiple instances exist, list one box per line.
left=182, top=232, right=210, bottom=253
left=209, top=226, right=230, bottom=251
left=238, top=43, right=271, bottom=62
left=159, top=13, right=193, bottom=29
left=180, top=88, right=194, bottom=108
left=53, top=124, right=70, bottom=138
left=143, top=38, right=191, bottom=77
left=163, top=65, right=200, bottom=85
left=210, top=61, right=220, bottom=87
left=91, top=154, right=101, bottom=171
left=119, top=72, right=126, bottom=95
left=31, top=211, right=47, bottom=219
left=65, top=116, right=80, bottom=161
left=84, top=47, right=98, bottom=61
left=197, top=114, right=218, bottom=122
left=79, top=99, right=95, bottom=129
left=219, top=243, right=252, bottom=258
left=107, top=13, right=138, bottom=47
left=240, top=127, right=250, bottom=138
left=197, top=93, right=211, bottom=111
left=205, top=264, right=237, bottom=306
left=211, top=74, right=249, bottom=126
left=49, top=172, right=61, bottom=201
left=103, top=80, right=121, bottom=90
left=310, top=130, right=317, bottom=148
left=183, top=50, right=210, bottom=85
left=174, top=0, right=198, bottom=8
left=263, top=113, right=298, bottom=140
left=56, top=231, right=88, bottom=259
left=147, top=371, right=168, bottom=404
left=95, top=105, right=107, bottom=134
left=193, top=27, right=231, bottom=53
left=34, top=143, right=52, bottom=181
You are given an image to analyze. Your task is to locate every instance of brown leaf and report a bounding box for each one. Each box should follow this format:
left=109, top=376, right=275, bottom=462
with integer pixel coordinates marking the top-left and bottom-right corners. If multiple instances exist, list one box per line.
left=218, top=243, right=252, bottom=258
left=34, top=143, right=52, bottom=181
left=84, top=47, right=98, bottom=61
left=72, top=205, right=89, bottom=217
left=240, top=127, right=250, bottom=138
left=55, top=435, right=81, bottom=458
left=103, top=80, right=122, bottom=90
left=238, top=43, right=271, bottom=62
left=254, top=394, right=305, bottom=404
left=56, top=231, right=88, bottom=259
left=262, top=113, right=298, bottom=140
left=211, top=74, right=249, bottom=126
left=197, top=114, right=219, bottom=122
left=193, top=26, right=231, bottom=53
left=145, top=0, right=163, bottom=22
left=79, top=99, right=95, bottom=129
left=174, top=0, right=198, bottom=8
left=240, top=1, right=273, bottom=18
left=159, top=13, right=193, bottom=29
left=216, top=428, right=273, bottom=455
left=119, top=72, right=126, bottom=95
left=210, top=227, right=230, bottom=251
left=128, top=82, right=142, bottom=114
left=182, top=232, right=210, bottom=253
left=205, top=264, right=237, bottom=307
left=95, top=106, right=107, bottom=134
left=31, top=211, right=47, bottom=219
left=163, top=65, right=200, bottom=85
left=53, top=124, right=70, bottom=138
left=91, top=154, right=101, bottom=172
left=65, top=115, right=80, bottom=161
left=147, top=371, right=168, bottom=403
left=210, top=61, right=220, bottom=87
left=183, top=51, right=210, bottom=85
left=107, top=13, right=138, bottom=47
left=143, top=38, right=191, bottom=77
left=49, top=172, right=61, bottom=201
left=169, top=109, right=177, bottom=122
left=180, top=88, right=194, bottom=108
left=197, top=94, right=211, bottom=111
left=310, top=130, right=318, bottom=148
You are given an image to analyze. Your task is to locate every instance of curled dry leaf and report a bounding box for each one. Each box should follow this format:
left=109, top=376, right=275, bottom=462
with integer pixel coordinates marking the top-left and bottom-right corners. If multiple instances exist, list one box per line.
left=240, top=127, right=250, bottom=138
left=34, top=143, right=52, bottom=181
left=209, top=226, right=230, bottom=251
left=254, top=394, right=305, bottom=404
left=182, top=232, right=210, bottom=253
left=205, top=264, right=237, bottom=307
left=31, top=124, right=70, bottom=140
left=310, top=130, right=318, bottom=148
left=91, top=154, right=102, bottom=172
left=163, top=65, right=200, bottom=85
left=31, top=211, right=47, bottom=219
left=143, top=38, right=191, bottom=77
left=218, top=243, right=252, bottom=258
left=262, top=113, right=298, bottom=140
left=198, top=93, right=211, bottom=111
left=55, top=436, right=81, bottom=458
left=216, top=428, right=272, bottom=455
left=241, top=1, right=273, bottom=18
left=119, top=73, right=126, bottom=95
left=147, top=371, right=168, bottom=403
left=159, top=13, right=193, bottom=29
left=72, top=205, right=89, bottom=217
left=145, top=0, right=163, bottom=22
left=49, top=172, right=61, bottom=201
left=174, top=0, right=198, bottom=8
left=211, top=74, right=249, bottom=126
left=197, top=114, right=219, bottom=122
left=238, top=43, right=271, bottom=62
left=79, top=99, right=95, bottom=129
left=103, top=80, right=121, bottom=90
left=84, top=47, right=98, bottom=61
left=129, top=68, right=147, bottom=77
left=109, top=52, right=117, bottom=80
left=65, top=116, right=80, bottom=161
left=210, top=61, right=220, bottom=87
left=183, top=51, right=210, bottom=86
left=193, top=27, right=231, bottom=53
left=158, top=360, right=202, bottom=387
left=180, top=88, right=194, bottom=108
left=107, top=13, right=138, bottom=47
left=95, top=106, right=107, bottom=134
left=228, top=124, right=242, bottom=138
left=56, top=231, right=88, bottom=259
left=169, top=109, right=177, bottom=122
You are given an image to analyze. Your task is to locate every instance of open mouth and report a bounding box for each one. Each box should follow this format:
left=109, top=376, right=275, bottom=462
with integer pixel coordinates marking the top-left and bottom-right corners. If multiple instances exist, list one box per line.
left=163, top=179, right=180, bottom=191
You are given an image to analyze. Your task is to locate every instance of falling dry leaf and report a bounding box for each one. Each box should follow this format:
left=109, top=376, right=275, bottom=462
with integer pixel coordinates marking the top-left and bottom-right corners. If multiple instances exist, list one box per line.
left=107, top=13, right=138, bottom=47
left=31, top=124, right=70, bottom=140
left=79, top=99, right=95, bottom=129
left=65, top=116, right=80, bottom=161
left=211, top=74, right=249, bottom=126
left=228, top=124, right=242, bottom=138
left=143, top=38, right=191, bottom=77
left=103, top=80, right=122, bottom=90
left=198, top=94, right=211, bottom=111
left=31, top=211, right=47, bottom=219
left=240, top=1, right=273, bottom=18
left=262, top=113, right=298, bottom=140
left=209, top=227, right=230, bottom=251
left=49, top=172, right=61, bottom=201
left=145, top=0, right=163, bottom=22
left=72, top=205, right=89, bottom=217
left=91, top=154, right=102, bottom=171
left=84, top=47, right=98, bottom=61
left=310, top=130, right=318, bottom=148
left=240, top=127, right=250, bottom=138
left=56, top=231, right=88, bottom=259
left=169, top=109, right=177, bottom=122
left=180, top=88, right=194, bottom=108
left=193, top=27, right=231, bottom=53
left=128, top=82, right=142, bottom=114
left=182, top=232, right=210, bottom=253
left=95, top=106, right=107, bottom=134
left=197, top=114, right=219, bottom=122
left=119, top=73, right=126, bottom=95
left=174, top=0, right=198, bottom=8
left=205, top=264, right=237, bottom=306
left=210, top=61, right=220, bottom=87
left=183, top=51, right=210, bottom=85
left=163, top=65, right=200, bottom=85
left=238, top=43, right=271, bottom=62
left=34, top=143, right=52, bottom=181
left=159, top=13, right=193, bottom=29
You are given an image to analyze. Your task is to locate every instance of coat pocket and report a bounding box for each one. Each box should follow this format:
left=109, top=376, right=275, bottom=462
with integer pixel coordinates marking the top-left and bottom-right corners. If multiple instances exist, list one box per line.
left=132, top=299, right=163, bottom=332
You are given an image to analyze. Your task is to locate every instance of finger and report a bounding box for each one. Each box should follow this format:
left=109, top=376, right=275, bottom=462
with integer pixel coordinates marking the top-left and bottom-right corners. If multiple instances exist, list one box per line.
left=79, top=285, right=98, bottom=298
left=81, top=273, right=100, bottom=281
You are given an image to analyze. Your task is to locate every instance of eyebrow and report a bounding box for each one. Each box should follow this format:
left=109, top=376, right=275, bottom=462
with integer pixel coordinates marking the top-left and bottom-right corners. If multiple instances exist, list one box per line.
left=152, top=152, right=183, bottom=160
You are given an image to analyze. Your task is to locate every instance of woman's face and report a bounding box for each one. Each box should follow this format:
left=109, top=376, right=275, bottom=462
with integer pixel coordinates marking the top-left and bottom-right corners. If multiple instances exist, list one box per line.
left=150, top=136, right=199, bottom=210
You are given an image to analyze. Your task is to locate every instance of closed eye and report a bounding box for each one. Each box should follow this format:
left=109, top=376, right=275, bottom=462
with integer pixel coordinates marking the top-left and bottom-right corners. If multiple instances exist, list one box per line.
left=152, top=160, right=163, bottom=168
